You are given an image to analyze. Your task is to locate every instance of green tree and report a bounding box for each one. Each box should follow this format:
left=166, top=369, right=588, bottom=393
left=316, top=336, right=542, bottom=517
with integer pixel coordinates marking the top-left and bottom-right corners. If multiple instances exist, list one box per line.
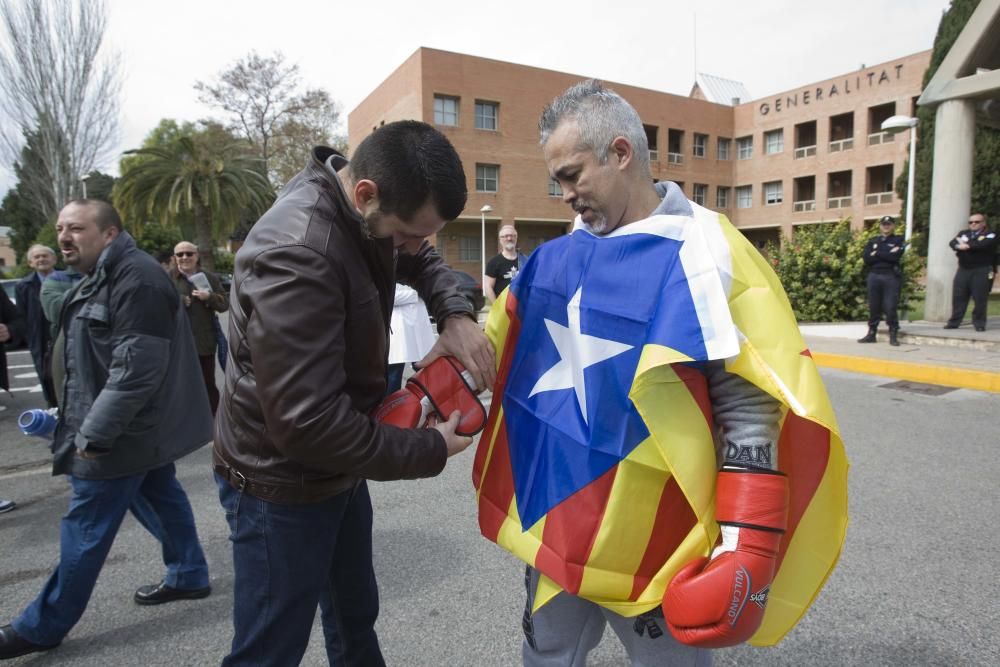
left=114, top=134, right=274, bottom=271
left=897, top=0, right=999, bottom=256
left=195, top=51, right=345, bottom=187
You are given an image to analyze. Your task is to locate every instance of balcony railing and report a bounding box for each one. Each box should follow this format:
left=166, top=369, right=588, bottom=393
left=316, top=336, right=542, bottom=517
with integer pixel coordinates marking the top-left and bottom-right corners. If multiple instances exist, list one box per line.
left=793, top=200, right=816, bottom=212
left=649, top=149, right=659, bottom=161
left=667, top=152, right=684, bottom=165
left=865, top=192, right=894, bottom=206
left=827, top=196, right=852, bottom=209
left=867, top=131, right=896, bottom=146
left=829, top=137, right=854, bottom=152
left=794, top=145, right=817, bottom=159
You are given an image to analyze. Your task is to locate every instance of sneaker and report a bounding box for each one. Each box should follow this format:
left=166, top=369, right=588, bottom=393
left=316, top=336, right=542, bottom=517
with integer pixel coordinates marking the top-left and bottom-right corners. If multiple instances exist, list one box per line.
left=943, top=323, right=959, bottom=329
left=0, top=500, right=16, bottom=514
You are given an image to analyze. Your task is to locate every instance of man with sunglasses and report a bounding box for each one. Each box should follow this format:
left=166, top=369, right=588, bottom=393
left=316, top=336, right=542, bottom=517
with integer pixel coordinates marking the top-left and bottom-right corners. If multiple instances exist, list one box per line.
left=945, top=213, right=997, bottom=332
left=170, top=241, right=228, bottom=414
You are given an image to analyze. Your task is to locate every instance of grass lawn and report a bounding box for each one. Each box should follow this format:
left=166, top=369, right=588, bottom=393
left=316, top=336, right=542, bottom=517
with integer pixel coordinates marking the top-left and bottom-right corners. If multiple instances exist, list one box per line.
left=903, top=292, right=1000, bottom=321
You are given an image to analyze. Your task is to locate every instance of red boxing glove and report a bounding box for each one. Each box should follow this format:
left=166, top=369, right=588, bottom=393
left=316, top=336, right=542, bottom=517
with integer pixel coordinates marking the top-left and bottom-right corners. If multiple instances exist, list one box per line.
left=662, top=467, right=789, bottom=648
left=372, top=356, right=487, bottom=436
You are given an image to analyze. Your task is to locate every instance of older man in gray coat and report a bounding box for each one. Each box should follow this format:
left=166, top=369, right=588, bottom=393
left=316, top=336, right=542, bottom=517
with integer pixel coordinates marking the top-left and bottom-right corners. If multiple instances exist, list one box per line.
left=0, top=200, right=213, bottom=661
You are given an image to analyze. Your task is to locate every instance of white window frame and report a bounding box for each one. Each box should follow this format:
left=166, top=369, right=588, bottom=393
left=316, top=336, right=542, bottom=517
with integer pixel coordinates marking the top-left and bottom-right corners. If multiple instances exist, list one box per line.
left=764, top=129, right=784, bottom=155
left=433, top=95, right=459, bottom=126
left=717, top=137, right=731, bottom=160
left=476, top=164, right=499, bottom=193
left=736, top=185, right=752, bottom=209
left=716, top=186, right=730, bottom=209
left=764, top=181, right=783, bottom=205
left=737, top=136, right=753, bottom=160
left=474, top=100, right=498, bottom=131
left=458, top=236, right=481, bottom=262
left=693, top=133, right=708, bottom=158
left=693, top=183, right=708, bottom=206
left=548, top=178, right=563, bottom=197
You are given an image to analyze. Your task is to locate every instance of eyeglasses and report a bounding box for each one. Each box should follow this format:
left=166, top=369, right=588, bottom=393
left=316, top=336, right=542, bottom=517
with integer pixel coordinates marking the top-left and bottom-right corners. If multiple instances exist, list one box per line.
left=175, top=251, right=196, bottom=258
left=968, top=219, right=984, bottom=225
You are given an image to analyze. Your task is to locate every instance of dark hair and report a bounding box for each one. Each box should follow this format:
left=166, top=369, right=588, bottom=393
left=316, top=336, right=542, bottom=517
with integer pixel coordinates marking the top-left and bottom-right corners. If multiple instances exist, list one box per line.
left=350, top=120, right=467, bottom=221
left=67, top=199, right=123, bottom=232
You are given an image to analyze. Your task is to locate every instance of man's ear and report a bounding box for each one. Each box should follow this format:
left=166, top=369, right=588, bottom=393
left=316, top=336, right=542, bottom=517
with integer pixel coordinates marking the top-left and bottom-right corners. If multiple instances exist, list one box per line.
left=352, top=179, right=380, bottom=215
left=610, top=136, right=633, bottom=169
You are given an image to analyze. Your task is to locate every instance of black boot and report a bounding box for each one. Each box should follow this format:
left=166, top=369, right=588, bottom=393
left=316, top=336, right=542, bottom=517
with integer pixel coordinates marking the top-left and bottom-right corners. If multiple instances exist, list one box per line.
left=857, top=327, right=877, bottom=343
left=889, top=329, right=900, bottom=346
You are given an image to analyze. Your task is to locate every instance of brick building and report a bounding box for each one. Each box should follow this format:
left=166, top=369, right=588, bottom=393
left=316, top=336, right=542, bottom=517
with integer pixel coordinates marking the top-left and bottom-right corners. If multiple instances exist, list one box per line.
left=349, top=47, right=930, bottom=279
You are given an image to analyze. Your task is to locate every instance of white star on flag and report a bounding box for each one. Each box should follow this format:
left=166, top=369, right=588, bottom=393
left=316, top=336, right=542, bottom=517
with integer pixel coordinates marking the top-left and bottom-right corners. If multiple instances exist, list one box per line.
left=528, top=287, right=633, bottom=424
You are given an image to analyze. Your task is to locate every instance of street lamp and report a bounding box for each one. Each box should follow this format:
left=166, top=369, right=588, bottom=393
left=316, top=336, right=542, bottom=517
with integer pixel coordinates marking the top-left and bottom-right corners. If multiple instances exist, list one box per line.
left=880, top=115, right=919, bottom=243
left=480, top=204, right=492, bottom=294
left=80, top=173, right=91, bottom=199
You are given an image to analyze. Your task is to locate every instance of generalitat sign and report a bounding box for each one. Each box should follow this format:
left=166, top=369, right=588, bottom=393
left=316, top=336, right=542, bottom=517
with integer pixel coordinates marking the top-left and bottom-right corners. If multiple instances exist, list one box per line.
left=759, top=64, right=905, bottom=116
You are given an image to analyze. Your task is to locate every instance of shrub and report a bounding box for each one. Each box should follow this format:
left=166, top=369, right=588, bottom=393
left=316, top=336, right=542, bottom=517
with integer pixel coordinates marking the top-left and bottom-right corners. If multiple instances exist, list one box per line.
left=766, top=220, right=923, bottom=322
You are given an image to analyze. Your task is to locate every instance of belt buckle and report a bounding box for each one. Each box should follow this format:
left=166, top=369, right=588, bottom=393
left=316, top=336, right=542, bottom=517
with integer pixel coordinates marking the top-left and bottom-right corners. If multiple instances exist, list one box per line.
left=230, top=467, right=247, bottom=491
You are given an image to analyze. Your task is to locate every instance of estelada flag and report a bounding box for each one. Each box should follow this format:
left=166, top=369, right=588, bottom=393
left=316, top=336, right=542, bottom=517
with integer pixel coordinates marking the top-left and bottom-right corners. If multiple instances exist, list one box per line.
left=473, top=201, right=848, bottom=646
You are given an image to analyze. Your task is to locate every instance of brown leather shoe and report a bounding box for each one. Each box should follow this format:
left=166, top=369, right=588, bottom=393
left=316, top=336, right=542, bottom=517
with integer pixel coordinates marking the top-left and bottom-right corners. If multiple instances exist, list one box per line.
left=134, top=581, right=211, bottom=606
left=0, top=624, right=60, bottom=660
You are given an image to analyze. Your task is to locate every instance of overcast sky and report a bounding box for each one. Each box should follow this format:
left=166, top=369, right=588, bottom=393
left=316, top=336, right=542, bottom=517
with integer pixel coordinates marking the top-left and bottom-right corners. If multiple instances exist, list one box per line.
left=0, top=0, right=952, bottom=197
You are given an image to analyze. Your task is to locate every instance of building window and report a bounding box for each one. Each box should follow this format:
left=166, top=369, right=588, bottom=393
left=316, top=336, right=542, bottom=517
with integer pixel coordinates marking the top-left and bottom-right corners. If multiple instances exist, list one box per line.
left=736, top=185, right=752, bottom=209
left=693, top=133, right=708, bottom=158
left=764, top=129, right=784, bottom=155
left=548, top=178, right=563, bottom=197
left=737, top=136, right=753, bottom=160
left=433, top=95, right=459, bottom=126
left=459, top=236, right=481, bottom=262
left=644, top=124, right=659, bottom=161
left=763, top=180, right=783, bottom=205
left=693, top=183, right=708, bottom=206
left=475, top=100, right=498, bottom=130
left=717, top=186, right=730, bottom=209
left=717, top=137, right=731, bottom=160
left=476, top=164, right=499, bottom=192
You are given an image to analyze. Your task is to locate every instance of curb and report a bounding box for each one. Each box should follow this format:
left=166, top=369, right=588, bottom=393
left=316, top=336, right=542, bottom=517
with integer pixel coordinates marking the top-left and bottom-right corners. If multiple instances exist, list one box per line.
left=811, top=352, right=1000, bottom=394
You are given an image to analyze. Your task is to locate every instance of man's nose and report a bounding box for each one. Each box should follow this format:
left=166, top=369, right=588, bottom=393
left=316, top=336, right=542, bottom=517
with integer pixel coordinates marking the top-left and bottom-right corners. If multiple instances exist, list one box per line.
left=561, top=187, right=575, bottom=205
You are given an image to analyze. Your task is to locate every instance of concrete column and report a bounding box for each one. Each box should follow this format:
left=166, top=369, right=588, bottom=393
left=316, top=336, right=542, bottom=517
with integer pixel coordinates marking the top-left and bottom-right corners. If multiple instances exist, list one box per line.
left=925, top=100, right=977, bottom=322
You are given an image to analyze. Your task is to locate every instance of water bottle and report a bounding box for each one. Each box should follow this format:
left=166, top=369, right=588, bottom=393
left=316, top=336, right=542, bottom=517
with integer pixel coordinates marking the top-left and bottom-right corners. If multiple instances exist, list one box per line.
left=19, top=409, right=58, bottom=438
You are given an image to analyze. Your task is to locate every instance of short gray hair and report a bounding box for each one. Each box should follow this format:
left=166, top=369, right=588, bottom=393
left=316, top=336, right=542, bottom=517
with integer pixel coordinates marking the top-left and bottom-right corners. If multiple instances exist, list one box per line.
left=26, top=244, right=56, bottom=261
left=538, top=79, right=650, bottom=176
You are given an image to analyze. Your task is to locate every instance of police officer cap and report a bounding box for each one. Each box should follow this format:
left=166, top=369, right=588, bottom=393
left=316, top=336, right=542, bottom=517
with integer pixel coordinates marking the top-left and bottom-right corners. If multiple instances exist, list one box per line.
left=879, top=216, right=895, bottom=225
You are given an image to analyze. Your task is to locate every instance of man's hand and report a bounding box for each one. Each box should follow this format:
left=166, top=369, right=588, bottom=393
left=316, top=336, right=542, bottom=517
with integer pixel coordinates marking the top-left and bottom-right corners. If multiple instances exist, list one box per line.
left=417, top=315, right=496, bottom=392
left=433, top=410, right=474, bottom=457
left=0, top=323, right=10, bottom=343
left=191, top=289, right=212, bottom=301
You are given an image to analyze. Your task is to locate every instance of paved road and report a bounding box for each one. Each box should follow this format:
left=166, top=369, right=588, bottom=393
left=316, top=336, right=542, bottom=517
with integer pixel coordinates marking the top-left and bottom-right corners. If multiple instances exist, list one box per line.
left=1, top=358, right=999, bottom=665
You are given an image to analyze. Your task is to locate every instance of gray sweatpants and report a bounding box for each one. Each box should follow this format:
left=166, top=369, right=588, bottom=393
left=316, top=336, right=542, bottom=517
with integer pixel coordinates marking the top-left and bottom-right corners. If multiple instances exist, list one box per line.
left=521, top=567, right=712, bottom=667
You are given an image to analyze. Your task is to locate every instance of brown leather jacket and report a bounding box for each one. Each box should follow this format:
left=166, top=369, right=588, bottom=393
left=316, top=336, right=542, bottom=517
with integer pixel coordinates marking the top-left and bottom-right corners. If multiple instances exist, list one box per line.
left=213, top=147, right=474, bottom=504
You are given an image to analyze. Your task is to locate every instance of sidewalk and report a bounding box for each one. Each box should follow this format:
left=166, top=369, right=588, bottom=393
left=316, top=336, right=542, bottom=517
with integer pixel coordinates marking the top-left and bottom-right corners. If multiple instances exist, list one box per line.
left=801, top=316, right=1000, bottom=393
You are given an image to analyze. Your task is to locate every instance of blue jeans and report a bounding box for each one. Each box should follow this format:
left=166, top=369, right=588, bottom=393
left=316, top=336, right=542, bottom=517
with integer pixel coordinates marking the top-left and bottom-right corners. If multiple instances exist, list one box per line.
left=12, top=463, right=209, bottom=646
left=216, top=474, right=384, bottom=667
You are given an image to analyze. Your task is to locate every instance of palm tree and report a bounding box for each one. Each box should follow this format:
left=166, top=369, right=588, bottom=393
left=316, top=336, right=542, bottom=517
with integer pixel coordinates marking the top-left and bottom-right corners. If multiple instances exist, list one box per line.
left=114, top=135, right=274, bottom=271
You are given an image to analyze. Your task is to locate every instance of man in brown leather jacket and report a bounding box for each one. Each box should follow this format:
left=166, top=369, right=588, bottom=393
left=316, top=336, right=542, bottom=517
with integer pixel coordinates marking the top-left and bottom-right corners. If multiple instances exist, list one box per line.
left=213, top=120, right=495, bottom=666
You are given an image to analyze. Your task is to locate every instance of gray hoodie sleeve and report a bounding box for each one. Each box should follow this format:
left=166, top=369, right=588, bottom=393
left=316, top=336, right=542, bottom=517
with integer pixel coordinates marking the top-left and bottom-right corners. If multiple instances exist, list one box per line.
left=704, top=360, right=781, bottom=470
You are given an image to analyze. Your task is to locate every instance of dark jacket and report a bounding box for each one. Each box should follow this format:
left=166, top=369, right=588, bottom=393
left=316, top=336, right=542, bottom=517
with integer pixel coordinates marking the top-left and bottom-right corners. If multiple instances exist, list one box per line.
left=15, top=272, right=51, bottom=371
left=862, top=233, right=905, bottom=274
left=0, top=288, right=25, bottom=392
left=52, top=232, right=213, bottom=479
left=214, top=146, right=474, bottom=504
left=949, top=226, right=998, bottom=270
left=170, top=268, right=229, bottom=355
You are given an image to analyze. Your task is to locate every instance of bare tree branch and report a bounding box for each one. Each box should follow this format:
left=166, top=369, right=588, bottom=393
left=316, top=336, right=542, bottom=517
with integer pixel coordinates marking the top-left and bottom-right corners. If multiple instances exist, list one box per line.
left=0, top=0, right=121, bottom=220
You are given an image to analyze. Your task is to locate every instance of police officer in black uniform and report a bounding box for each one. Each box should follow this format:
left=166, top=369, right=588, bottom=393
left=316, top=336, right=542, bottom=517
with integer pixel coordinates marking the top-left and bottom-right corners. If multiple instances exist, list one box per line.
left=858, top=216, right=905, bottom=346
left=944, top=212, right=997, bottom=332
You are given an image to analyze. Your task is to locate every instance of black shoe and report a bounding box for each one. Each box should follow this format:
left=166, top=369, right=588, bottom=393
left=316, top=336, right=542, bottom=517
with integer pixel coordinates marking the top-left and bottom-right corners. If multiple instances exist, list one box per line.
left=857, top=333, right=877, bottom=343
left=0, top=625, right=60, bottom=660
left=889, top=332, right=900, bottom=347
left=943, top=323, right=959, bottom=329
left=975, top=325, right=986, bottom=332
left=134, top=581, right=211, bottom=606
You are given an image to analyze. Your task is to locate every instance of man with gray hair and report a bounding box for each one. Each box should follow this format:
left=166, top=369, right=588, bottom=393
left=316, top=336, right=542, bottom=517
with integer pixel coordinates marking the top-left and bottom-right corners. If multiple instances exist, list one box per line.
left=15, top=244, right=60, bottom=406
left=475, top=80, right=844, bottom=665
left=484, top=224, right=528, bottom=302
